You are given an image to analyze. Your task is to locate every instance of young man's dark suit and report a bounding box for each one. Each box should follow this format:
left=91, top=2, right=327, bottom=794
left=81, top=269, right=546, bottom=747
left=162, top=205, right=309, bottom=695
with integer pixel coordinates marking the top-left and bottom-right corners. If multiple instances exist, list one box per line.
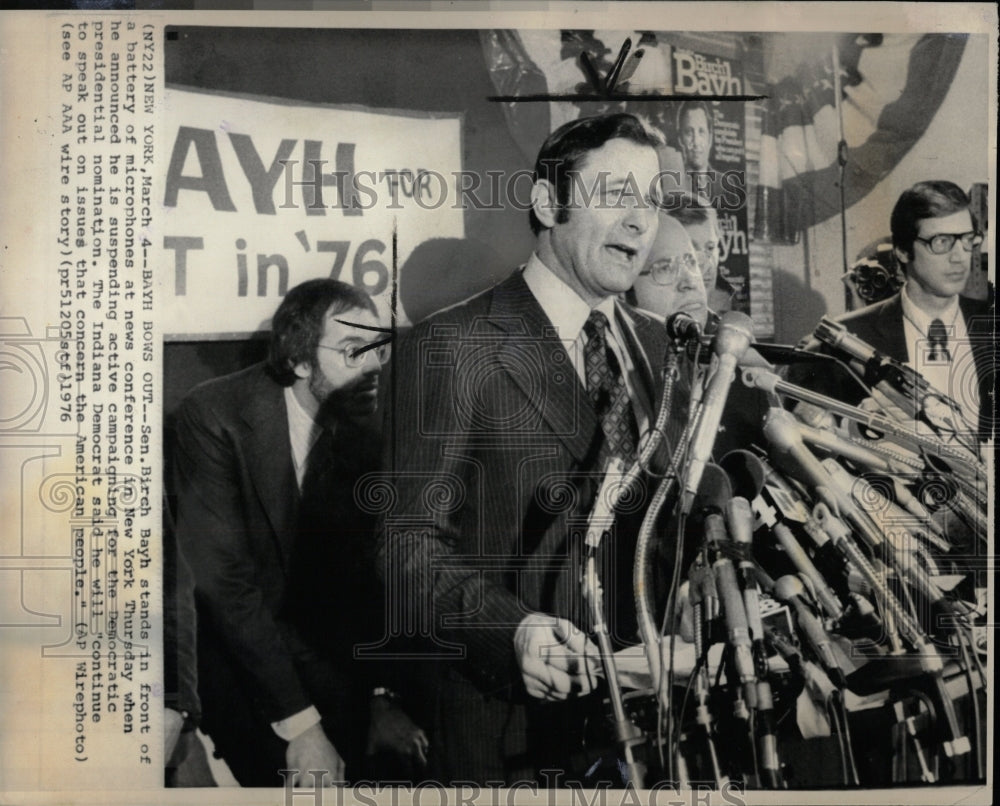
left=794, top=292, right=994, bottom=440
left=378, top=270, right=685, bottom=784
left=174, top=363, right=380, bottom=786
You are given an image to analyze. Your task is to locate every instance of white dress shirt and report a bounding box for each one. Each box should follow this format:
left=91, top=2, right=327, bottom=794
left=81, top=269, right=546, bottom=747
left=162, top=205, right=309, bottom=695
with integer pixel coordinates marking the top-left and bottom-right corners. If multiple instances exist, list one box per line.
left=522, top=253, right=654, bottom=436
left=899, top=284, right=979, bottom=429
left=284, top=385, right=324, bottom=490
left=272, top=386, right=326, bottom=740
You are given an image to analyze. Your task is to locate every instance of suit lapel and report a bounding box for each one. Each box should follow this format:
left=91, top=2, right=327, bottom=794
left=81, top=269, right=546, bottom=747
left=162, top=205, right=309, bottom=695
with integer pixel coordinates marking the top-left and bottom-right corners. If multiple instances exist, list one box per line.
left=241, top=371, right=299, bottom=567
left=960, top=296, right=993, bottom=380
left=878, top=295, right=909, bottom=363
left=487, top=272, right=597, bottom=464
left=959, top=296, right=994, bottom=437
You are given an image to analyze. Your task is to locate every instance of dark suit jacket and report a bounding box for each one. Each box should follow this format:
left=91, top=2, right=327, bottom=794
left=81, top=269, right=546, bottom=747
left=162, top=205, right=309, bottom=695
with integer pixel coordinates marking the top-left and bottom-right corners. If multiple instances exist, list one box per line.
left=173, top=363, right=381, bottom=781
left=163, top=499, right=199, bottom=727
left=377, top=271, right=685, bottom=783
left=794, top=293, right=995, bottom=440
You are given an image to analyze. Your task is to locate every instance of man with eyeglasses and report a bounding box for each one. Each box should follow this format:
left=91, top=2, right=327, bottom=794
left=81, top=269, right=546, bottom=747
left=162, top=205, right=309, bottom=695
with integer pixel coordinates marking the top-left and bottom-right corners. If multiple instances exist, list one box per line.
left=174, top=279, right=427, bottom=787
left=629, top=209, right=766, bottom=459
left=629, top=212, right=709, bottom=325
left=799, top=180, right=992, bottom=438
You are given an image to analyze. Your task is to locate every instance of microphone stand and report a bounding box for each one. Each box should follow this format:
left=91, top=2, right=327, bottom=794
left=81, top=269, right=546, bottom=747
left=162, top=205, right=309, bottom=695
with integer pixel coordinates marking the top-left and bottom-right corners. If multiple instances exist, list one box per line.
left=583, top=458, right=646, bottom=788
left=831, top=39, right=854, bottom=309
left=762, top=410, right=972, bottom=760
left=813, top=317, right=983, bottom=461
left=688, top=558, right=729, bottom=789
left=832, top=41, right=851, bottom=310
left=582, top=550, right=647, bottom=787
left=705, top=513, right=758, bottom=786
left=725, top=498, right=785, bottom=788
left=757, top=365, right=986, bottom=534
left=741, top=367, right=978, bottom=471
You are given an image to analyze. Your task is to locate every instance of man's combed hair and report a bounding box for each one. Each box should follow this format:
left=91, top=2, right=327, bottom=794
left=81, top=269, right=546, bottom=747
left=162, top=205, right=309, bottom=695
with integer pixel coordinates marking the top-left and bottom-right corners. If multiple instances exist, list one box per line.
left=890, top=180, right=972, bottom=259
left=529, top=112, right=666, bottom=235
left=266, top=278, right=377, bottom=386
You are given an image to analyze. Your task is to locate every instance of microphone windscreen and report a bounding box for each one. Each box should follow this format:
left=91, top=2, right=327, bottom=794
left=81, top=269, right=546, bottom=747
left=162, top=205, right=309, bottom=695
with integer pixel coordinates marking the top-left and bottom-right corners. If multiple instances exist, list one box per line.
left=691, top=463, right=733, bottom=516
left=720, top=450, right=767, bottom=501
left=665, top=310, right=702, bottom=342
left=714, top=311, right=754, bottom=358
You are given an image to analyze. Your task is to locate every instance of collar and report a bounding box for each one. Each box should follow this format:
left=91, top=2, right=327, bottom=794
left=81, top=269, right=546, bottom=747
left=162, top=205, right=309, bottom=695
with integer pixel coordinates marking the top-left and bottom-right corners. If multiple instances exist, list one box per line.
left=900, top=283, right=960, bottom=335
left=522, top=252, right=619, bottom=341
left=284, top=385, right=328, bottom=483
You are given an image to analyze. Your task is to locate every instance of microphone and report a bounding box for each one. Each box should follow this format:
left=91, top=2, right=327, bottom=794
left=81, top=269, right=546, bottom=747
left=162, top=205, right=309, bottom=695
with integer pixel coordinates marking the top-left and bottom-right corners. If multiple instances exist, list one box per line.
left=772, top=575, right=847, bottom=688
left=688, top=559, right=719, bottom=653
left=814, top=501, right=972, bottom=758
left=793, top=415, right=914, bottom=475
left=773, top=523, right=845, bottom=621
left=765, top=625, right=838, bottom=704
left=682, top=311, right=755, bottom=514
left=686, top=553, right=730, bottom=789
left=707, top=513, right=757, bottom=693
left=753, top=342, right=841, bottom=366
left=792, top=400, right=838, bottom=431
left=813, top=316, right=878, bottom=364
left=816, top=318, right=981, bottom=457
left=723, top=497, right=766, bottom=650
left=819, top=459, right=953, bottom=608
left=819, top=458, right=949, bottom=557
left=763, top=425, right=970, bottom=758
left=666, top=310, right=703, bottom=343
left=753, top=671, right=783, bottom=788
left=688, top=464, right=732, bottom=646
left=725, top=494, right=784, bottom=787
left=762, top=408, right=883, bottom=547
left=721, top=449, right=847, bottom=621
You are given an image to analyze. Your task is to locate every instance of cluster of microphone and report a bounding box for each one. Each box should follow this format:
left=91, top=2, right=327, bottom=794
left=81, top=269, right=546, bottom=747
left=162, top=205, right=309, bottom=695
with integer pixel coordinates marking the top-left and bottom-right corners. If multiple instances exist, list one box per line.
left=623, top=310, right=987, bottom=788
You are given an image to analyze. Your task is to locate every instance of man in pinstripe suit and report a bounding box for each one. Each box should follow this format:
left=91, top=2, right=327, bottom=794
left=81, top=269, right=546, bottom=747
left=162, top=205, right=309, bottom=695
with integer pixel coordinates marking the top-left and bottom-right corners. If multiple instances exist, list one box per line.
left=378, top=114, right=684, bottom=784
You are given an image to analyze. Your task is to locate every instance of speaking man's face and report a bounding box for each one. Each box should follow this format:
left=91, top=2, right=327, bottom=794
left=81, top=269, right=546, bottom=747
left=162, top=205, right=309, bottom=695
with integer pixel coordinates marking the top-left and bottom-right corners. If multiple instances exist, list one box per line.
left=544, top=138, right=661, bottom=307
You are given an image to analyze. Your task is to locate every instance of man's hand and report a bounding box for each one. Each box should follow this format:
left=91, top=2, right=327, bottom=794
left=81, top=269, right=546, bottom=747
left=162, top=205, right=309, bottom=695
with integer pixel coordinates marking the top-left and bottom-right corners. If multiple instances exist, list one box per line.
left=366, top=697, right=429, bottom=768
left=285, top=722, right=345, bottom=787
left=514, top=613, right=602, bottom=700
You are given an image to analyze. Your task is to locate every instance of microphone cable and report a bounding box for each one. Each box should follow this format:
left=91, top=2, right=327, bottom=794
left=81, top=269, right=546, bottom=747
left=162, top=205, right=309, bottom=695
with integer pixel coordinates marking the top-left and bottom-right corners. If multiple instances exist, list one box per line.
left=632, top=338, right=705, bottom=781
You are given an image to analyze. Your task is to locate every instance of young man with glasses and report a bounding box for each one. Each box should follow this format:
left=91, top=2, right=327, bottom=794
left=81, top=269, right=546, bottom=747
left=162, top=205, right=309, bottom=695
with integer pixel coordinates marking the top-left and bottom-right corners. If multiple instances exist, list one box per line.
left=174, top=279, right=427, bottom=787
left=799, top=180, right=992, bottom=438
